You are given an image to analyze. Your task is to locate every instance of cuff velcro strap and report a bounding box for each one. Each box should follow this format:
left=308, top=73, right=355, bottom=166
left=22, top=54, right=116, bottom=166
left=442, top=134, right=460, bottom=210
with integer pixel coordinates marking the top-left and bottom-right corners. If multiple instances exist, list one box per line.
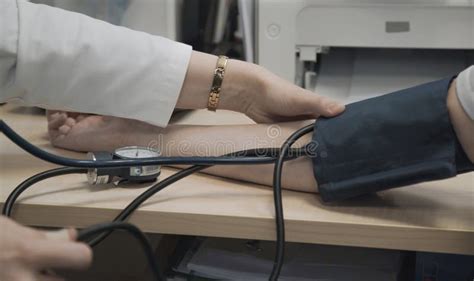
left=311, top=77, right=474, bottom=202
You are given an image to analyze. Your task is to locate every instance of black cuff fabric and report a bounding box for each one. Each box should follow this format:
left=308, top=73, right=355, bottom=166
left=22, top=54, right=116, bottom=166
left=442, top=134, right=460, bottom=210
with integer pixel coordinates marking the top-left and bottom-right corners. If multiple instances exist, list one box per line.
left=311, top=78, right=474, bottom=202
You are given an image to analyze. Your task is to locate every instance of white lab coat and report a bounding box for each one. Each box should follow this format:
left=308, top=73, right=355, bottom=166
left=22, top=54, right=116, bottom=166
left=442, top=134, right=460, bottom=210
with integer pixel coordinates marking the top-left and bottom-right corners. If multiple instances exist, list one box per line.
left=0, top=0, right=192, bottom=127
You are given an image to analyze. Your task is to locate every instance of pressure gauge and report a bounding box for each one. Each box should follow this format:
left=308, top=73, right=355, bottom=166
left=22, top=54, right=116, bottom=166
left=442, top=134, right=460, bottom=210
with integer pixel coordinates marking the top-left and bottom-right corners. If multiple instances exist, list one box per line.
left=114, top=146, right=161, bottom=182
left=87, top=146, right=161, bottom=185
left=115, top=146, right=160, bottom=159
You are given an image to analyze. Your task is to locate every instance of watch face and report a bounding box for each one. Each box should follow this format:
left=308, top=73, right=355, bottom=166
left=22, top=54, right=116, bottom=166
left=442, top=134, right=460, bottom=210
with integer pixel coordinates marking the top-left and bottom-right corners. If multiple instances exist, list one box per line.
left=114, top=146, right=160, bottom=159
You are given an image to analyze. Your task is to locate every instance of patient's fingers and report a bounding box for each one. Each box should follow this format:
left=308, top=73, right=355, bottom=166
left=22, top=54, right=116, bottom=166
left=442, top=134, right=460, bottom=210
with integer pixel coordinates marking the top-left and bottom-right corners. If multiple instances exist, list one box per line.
left=47, top=110, right=61, bottom=121
left=65, top=117, right=76, bottom=127
left=59, top=125, right=71, bottom=135
left=55, top=118, right=77, bottom=136
left=48, top=113, right=67, bottom=130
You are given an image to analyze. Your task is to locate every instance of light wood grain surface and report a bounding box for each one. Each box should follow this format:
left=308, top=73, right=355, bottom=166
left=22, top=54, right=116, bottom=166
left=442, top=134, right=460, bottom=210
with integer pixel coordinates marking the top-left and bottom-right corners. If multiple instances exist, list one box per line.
left=1, top=105, right=473, bottom=255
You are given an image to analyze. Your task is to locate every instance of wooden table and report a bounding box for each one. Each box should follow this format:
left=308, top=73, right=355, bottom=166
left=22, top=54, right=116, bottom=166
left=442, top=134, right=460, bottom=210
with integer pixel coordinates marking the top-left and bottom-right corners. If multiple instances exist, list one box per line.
left=1, top=105, right=473, bottom=255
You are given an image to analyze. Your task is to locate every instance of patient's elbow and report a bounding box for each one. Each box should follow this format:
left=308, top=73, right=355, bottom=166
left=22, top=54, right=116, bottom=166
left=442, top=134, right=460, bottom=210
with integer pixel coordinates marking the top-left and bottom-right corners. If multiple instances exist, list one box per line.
left=447, top=81, right=474, bottom=164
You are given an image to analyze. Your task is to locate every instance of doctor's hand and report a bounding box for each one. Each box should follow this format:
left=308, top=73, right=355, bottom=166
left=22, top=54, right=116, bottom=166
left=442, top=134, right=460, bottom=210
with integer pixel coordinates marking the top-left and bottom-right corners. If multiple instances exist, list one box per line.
left=176, top=52, right=345, bottom=123
left=0, top=216, right=92, bottom=281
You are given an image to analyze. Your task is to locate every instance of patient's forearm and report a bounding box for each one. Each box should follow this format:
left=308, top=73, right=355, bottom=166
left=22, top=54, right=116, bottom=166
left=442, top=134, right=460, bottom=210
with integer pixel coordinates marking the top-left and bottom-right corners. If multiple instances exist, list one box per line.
left=139, top=121, right=318, bottom=193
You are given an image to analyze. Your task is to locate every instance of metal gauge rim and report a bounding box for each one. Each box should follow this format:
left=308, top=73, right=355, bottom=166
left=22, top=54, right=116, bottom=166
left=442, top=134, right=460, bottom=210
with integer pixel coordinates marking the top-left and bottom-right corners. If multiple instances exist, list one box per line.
left=113, top=146, right=161, bottom=159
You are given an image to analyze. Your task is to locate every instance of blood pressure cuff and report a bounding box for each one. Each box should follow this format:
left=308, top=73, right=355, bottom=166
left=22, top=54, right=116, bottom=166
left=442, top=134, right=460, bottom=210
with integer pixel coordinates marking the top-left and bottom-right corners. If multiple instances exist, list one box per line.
left=311, top=77, right=474, bottom=202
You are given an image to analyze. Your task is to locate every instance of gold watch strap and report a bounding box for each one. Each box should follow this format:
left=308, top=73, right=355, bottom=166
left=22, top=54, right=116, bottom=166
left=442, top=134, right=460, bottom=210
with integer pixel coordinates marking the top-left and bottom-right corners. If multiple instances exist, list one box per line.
left=207, top=56, right=228, bottom=111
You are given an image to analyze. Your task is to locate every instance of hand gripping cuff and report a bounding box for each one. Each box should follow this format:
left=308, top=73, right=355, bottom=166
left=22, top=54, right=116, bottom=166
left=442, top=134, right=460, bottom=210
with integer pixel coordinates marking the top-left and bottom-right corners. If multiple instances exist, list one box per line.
left=311, top=77, right=474, bottom=202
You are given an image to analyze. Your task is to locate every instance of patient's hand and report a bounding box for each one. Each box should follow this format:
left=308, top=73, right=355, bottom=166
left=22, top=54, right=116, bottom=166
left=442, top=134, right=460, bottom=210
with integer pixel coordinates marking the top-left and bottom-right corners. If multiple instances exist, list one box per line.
left=47, top=111, right=162, bottom=152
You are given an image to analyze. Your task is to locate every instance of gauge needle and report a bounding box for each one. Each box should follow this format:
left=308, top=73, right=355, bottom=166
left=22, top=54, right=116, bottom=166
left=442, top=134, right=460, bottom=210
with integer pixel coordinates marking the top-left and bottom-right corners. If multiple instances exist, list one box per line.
left=136, top=150, right=139, bottom=157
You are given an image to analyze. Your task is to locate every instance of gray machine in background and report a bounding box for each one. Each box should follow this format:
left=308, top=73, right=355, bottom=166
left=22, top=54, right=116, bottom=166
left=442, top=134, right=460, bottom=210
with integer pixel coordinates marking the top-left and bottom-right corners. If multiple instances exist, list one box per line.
left=256, top=0, right=474, bottom=102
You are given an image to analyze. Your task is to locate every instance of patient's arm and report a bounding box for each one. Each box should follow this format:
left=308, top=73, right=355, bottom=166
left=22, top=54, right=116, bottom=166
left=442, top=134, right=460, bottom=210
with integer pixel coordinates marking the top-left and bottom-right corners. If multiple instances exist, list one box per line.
left=47, top=79, right=473, bottom=194
left=159, top=120, right=318, bottom=193
left=47, top=112, right=319, bottom=192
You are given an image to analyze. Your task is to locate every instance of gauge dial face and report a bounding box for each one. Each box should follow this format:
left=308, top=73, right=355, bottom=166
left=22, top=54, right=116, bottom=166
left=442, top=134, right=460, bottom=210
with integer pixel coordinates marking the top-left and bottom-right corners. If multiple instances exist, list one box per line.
left=114, top=146, right=160, bottom=159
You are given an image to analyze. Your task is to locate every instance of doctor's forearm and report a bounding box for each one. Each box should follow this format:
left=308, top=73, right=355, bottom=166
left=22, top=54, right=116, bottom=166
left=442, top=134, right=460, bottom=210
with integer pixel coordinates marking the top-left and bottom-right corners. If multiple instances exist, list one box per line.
left=176, top=51, right=259, bottom=113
